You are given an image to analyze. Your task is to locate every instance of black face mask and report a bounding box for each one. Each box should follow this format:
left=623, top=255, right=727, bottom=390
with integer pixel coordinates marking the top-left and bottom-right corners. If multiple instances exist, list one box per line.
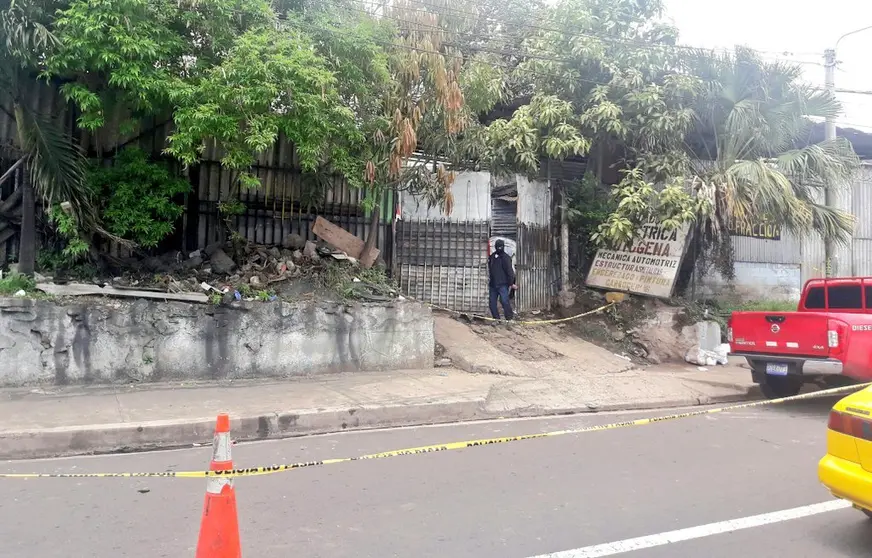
left=495, top=246, right=504, bottom=254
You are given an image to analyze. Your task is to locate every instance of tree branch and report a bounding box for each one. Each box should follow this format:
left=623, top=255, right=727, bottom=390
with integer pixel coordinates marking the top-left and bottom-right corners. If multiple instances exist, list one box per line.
left=0, top=104, right=15, bottom=121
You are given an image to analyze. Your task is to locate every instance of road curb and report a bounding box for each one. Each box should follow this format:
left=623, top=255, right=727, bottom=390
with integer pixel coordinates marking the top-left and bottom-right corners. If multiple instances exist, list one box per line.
left=0, top=389, right=761, bottom=460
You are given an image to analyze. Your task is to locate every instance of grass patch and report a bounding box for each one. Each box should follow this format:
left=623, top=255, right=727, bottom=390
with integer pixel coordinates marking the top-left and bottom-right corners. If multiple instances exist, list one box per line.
left=711, top=300, right=797, bottom=317
left=0, top=272, right=36, bottom=296
left=316, top=260, right=397, bottom=301
left=726, top=300, right=798, bottom=313
left=678, top=297, right=798, bottom=336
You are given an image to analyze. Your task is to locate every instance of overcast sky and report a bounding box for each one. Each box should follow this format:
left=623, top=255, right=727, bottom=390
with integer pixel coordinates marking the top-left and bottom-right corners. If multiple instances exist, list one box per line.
left=665, top=0, right=872, bottom=132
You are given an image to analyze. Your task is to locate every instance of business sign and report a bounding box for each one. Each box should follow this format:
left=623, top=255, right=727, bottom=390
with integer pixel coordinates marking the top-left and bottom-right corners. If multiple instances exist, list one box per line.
left=585, top=222, right=690, bottom=298
left=730, top=220, right=782, bottom=241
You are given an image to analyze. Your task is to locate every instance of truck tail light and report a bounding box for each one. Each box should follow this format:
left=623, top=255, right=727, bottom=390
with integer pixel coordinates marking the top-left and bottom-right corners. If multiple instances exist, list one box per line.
left=827, top=319, right=848, bottom=355
left=829, top=410, right=872, bottom=440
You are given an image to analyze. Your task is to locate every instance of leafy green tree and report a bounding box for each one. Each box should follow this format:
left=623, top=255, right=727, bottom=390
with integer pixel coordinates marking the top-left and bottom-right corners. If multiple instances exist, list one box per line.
left=88, top=148, right=190, bottom=248
left=45, top=148, right=190, bottom=263
left=473, top=0, right=695, bottom=176
left=0, top=0, right=90, bottom=275
left=48, top=0, right=373, bottom=242
left=48, top=0, right=273, bottom=132
left=46, top=0, right=522, bottom=258
left=686, top=48, right=857, bottom=274
left=478, top=94, right=590, bottom=174
left=281, top=0, right=477, bottom=256
left=164, top=26, right=363, bottom=182
left=447, top=0, right=858, bottom=279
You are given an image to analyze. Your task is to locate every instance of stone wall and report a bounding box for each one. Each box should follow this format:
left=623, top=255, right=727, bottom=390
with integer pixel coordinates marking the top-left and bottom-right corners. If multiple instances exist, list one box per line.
left=0, top=298, right=434, bottom=386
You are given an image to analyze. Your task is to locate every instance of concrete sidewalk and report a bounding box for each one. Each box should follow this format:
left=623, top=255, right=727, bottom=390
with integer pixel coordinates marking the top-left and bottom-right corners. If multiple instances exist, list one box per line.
left=0, top=363, right=758, bottom=460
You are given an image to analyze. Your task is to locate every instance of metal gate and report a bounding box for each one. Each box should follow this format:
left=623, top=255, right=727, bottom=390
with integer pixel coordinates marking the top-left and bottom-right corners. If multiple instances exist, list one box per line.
left=395, top=218, right=490, bottom=313
left=515, top=224, right=551, bottom=312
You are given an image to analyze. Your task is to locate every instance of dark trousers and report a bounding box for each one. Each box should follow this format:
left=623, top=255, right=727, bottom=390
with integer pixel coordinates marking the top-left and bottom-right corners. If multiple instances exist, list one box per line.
left=489, top=285, right=514, bottom=320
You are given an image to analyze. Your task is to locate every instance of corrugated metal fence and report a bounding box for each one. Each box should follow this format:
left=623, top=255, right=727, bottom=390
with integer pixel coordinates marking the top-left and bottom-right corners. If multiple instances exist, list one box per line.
left=395, top=218, right=490, bottom=313
left=187, top=158, right=392, bottom=259
left=515, top=224, right=550, bottom=312
left=730, top=165, right=872, bottom=281
left=851, top=166, right=872, bottom=276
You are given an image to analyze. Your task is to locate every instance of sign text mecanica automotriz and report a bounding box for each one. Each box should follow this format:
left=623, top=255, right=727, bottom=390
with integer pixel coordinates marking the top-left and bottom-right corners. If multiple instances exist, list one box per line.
left=585, top=222, right=690, bottom=298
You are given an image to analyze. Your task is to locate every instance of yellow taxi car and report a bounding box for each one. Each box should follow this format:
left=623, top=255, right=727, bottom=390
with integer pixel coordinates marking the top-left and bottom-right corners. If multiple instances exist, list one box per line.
left=819, top=386, right=872, bottom=518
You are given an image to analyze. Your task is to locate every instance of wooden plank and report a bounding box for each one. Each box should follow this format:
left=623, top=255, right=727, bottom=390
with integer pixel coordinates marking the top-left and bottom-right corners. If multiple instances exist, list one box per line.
left=312, top=215, right=380, bottom=269
left=312, top=215, right=365, bottom=256
left=36, top=283, right=209, bottom=304
left=359, top=246, right=380, bottom=268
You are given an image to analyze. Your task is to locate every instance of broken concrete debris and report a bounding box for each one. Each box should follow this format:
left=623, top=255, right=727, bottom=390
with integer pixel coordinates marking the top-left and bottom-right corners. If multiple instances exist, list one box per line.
left=203, top=241, right=224, bottom=257
left=684, top=321, right=729, bottom=367
left=685, top=343, right=730, bottom=367
left=303, top=240, right=318, bottom=259
left=208, top=249, right=236, bottom=275
left=23, top=216, right=399, bottom=305
left=281, top=233, right=306, bottom=250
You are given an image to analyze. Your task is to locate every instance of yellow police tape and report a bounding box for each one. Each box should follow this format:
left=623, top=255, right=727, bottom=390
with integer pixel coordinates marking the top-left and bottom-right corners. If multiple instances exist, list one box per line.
left=1, top=381, right=868, bottom=480
left=425, top=301, right=617, bottom=325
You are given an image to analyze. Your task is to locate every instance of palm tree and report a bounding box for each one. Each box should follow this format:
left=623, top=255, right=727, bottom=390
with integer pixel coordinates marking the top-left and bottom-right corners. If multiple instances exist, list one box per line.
left=0, top=0, right=90, bottom=275
left=687, top=47, right=858, bottom=274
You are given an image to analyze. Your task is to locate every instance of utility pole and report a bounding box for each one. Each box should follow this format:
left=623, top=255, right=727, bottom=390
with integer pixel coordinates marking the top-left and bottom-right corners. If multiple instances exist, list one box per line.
left=553, top=161, right=575, bottom=309
left=824, top=49, right=837, bottom=142
left=824, top=48, right=836, bottom=277
left=822, top=25, right=872, bottom=278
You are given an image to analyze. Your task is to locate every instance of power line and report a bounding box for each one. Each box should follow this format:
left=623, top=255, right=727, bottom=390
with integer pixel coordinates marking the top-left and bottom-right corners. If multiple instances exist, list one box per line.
left=835, top=121, right=872, bottom=129
left=810, top=86, right=872, bottom=96
left=327, top=0, right=737, bottom=56
left=275, top=14, right=614, bottom=88
left=355, top=0, right=832, bottom=64
left=323, top=0, right=831, bottom=75
left=836, top=88, right=872, bottom=96
left=288, top=13, right=872, bottom=124
left=270, top=5, right=872, bottom=118
left=322, top=0, right=840, bottom=76
left=148, top=0, right=837, bottom=70
left=156, top=0, right=871, bottom=104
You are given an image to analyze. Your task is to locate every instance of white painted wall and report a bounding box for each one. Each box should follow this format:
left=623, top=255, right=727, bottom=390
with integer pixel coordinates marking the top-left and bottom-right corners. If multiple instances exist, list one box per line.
left=516, top=176, right=550, bottom=226
left=400, top=171, right=491, bottom=221
left=698, top=262, right=802, bottom=302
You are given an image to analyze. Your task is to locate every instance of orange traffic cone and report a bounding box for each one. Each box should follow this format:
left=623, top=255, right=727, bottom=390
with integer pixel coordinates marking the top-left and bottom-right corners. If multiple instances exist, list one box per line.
left=195, top=414, right=241, bottom=558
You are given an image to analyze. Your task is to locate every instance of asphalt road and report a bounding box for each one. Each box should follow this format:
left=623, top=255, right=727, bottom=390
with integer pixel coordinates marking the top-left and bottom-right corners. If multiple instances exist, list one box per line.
left=0, top=394, right=869, bottom=557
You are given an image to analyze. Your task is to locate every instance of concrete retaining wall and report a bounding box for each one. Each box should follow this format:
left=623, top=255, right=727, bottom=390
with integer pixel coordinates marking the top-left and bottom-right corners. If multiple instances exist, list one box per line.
left=0, top=298, right=434, bottom=386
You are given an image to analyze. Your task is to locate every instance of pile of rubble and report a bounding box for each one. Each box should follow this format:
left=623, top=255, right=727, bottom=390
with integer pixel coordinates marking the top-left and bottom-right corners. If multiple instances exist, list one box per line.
left=136, top=234, right=318, bottom=290
left=36, top=229, right=399, bottom=304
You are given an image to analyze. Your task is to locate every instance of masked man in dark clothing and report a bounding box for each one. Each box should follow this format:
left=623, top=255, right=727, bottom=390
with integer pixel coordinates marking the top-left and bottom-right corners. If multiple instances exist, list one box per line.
left=488, top=239, right=516, bottom=320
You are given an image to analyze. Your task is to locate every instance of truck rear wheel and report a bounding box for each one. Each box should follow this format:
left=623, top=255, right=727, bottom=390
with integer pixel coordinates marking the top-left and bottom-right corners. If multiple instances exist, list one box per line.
left=748, top=360, right=804, bottom=399
left=759, top=375, right=803, bottom=399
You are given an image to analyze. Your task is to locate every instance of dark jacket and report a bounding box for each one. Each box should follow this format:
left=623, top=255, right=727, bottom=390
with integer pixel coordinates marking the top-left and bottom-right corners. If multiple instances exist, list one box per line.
left=488, top=250, right=515, bottom=288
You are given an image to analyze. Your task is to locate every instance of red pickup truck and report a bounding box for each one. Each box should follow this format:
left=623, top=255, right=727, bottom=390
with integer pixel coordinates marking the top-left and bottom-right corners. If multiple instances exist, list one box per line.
left=728, top=277, right=872, bottom=399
